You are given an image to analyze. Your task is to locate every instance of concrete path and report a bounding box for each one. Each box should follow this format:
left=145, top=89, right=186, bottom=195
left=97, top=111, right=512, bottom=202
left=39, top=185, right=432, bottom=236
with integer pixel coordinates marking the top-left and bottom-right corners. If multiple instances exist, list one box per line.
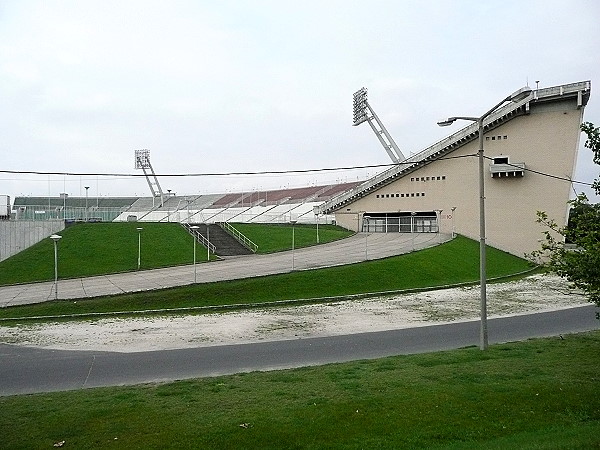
left=0, top=233, right=451, bottom=307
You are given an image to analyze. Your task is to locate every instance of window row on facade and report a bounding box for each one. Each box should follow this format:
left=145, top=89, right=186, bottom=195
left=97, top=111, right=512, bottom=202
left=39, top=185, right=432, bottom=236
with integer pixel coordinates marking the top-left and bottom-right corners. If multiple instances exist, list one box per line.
left=375, top=192, right=426, bottom=199
left=410, top=175, right=446, bottom=182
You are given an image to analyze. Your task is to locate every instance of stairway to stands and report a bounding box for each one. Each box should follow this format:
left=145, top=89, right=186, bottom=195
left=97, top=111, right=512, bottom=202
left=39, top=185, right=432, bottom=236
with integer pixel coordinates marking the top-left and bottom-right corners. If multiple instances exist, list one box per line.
left=191, top=224, right=253, bottom=256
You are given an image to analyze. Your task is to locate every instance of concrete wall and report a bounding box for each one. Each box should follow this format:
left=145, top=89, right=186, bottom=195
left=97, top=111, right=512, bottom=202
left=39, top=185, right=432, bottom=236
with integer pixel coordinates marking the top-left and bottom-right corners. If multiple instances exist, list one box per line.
left=335, top=97, right=584, bottom=258
left=0, top=220, right=65, bottom=262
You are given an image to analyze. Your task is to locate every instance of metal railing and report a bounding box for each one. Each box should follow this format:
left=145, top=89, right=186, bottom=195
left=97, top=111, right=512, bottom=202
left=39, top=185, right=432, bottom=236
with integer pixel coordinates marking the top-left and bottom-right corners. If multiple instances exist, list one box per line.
left=219, top=222, right=258, bottom=253
left=182, top=223, right=216, bottom=254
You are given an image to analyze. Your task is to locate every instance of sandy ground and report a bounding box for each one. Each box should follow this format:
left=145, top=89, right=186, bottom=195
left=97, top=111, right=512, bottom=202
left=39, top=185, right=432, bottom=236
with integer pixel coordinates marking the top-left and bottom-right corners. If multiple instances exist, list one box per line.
left=0, top=274, right=587, bottom=353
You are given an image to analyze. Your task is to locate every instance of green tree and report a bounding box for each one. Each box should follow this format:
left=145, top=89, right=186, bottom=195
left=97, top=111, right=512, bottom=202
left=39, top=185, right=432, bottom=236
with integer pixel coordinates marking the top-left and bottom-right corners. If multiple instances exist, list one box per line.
left=530, top=122, right=600, bottom=310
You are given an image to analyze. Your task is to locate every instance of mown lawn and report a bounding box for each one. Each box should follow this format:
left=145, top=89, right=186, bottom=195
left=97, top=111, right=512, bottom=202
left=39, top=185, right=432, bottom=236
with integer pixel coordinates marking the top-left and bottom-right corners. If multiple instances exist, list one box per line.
left=0, top=236, right=533, bottom=320
left=231, top=222, right=353, bottom=253
left=1, top=331, right=598, bottom=449
left=0, top=222, right=352, bottom=285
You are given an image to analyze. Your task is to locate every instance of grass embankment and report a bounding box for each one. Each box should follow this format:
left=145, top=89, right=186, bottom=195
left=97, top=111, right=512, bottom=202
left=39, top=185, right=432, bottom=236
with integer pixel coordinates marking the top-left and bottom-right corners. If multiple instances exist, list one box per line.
left=1, top=332, right=598, bottom=448
left=0, top=222, right=352, bottom=286
left=232, top=223, right=353, bottom=253
left=0, top=222, right=211, bottom=285
left=0, top=236, right=533, bottom=320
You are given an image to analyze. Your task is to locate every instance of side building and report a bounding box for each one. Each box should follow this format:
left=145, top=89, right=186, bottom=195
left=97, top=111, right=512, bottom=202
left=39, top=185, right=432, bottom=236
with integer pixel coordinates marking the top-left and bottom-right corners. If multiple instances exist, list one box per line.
left=319, top=81, right=591, bottom=257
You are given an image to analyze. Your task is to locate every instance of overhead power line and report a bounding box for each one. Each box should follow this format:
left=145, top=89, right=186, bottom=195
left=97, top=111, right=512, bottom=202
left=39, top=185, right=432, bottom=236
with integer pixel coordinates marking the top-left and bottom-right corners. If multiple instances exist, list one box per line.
left=0, top=154, right=593, bottom=187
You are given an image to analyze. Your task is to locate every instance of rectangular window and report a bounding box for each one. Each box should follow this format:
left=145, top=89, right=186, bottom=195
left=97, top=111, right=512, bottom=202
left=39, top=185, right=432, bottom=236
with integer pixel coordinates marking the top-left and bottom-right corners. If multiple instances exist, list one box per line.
left=416, top=193, right=420, bottom=197
left=503, top=135, right=508, bottom=140
left=436, top=176, right=441, bottom=180
left=401, top=193, right=404, bottom=197
left=422, top=192, right=425, bottom=197
left=411, top=193, right=415, bottom=197
left=494, top=156, right=509, bottom=164
left=410, top=177, right=414, bottom=181
left=485, top=136, right=490, bottom=141
left=491, top=136, right=496, bottom=141
left=442, top=176, right=446, bottom=180
left=426, top=177, right=430, bottom=181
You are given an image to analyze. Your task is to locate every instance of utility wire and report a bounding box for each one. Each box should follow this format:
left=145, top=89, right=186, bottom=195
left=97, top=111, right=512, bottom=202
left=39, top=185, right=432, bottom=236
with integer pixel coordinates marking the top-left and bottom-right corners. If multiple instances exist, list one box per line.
left=0, top=153, right=594, bottom=186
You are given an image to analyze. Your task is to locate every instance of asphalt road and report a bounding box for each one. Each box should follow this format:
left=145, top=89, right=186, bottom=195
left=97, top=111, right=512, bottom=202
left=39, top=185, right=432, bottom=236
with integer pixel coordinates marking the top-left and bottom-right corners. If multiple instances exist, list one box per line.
left=1, top=305, right=597, bottom=396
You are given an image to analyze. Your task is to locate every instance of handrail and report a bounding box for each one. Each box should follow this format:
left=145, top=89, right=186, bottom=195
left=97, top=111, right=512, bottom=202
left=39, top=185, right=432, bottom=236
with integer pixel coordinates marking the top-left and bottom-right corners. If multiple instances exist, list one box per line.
left=182, top=223, right=216, bottom=254
left=218, top=222, right=258, bottom=253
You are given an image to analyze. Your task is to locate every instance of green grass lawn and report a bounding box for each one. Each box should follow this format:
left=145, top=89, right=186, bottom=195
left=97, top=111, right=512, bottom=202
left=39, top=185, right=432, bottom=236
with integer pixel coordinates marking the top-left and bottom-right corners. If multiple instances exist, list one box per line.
left=1, top=331, right=598, bottom=448
left=0, top=222, right=351, bottom=286
left=0, top=236, right=533, bottom=320
left=231, top=222, right=353, bottom=253
left=0, top=222, right=215, bottom=285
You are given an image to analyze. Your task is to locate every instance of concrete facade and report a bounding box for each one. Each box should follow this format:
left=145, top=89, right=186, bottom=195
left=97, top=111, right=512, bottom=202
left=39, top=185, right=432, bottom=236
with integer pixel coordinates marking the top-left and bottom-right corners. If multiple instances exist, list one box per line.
left=322, top=81, right=591, bottom=258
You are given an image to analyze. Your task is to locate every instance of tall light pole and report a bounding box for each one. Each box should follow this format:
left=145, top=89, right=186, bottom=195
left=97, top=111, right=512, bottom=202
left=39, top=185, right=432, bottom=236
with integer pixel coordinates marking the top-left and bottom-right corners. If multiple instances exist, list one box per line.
left=437, top=86, right=532, bottom=350
left=313, top=206, right=320, bottom=244
left=190, top=225, right=199, bottom=282
left=50, top=234, right=62, bottom=300
left=206, top=225, right=211, bottom=261
left=136, top=227, right=143, bottom=270
left=84, top=186, right=89, bottom=222
left=411, top=211, right=417, bottom=251
left=290, top=220, right=297, bottom=271
left=451, top=206, right=457, bottom=238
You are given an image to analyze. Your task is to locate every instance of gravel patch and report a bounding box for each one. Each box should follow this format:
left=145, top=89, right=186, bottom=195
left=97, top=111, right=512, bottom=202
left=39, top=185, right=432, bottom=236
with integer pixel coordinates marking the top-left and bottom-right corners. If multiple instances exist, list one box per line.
left=0, top=275, right=587, bottom=353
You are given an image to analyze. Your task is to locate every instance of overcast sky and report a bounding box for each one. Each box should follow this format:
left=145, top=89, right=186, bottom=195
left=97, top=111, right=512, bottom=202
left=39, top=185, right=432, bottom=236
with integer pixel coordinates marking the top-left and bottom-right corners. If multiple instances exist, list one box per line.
left=1, top=0, right=599, bottom=201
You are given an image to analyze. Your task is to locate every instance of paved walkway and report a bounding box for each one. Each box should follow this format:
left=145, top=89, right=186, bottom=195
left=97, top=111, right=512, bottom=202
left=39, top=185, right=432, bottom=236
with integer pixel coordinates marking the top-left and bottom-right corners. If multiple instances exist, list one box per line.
left=0, top=233, right=451, bottom=307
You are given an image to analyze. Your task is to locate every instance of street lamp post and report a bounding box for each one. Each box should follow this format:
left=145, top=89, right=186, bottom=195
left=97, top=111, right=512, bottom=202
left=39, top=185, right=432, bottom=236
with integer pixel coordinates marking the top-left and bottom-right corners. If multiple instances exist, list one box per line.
left=50, top=234, right=62, bottom=300
left=451, top=206, right=457, bottom=238
left=411, top=211, right=417, bottom=251
left=84, top=186, right=89, bottom=222
left=290, top=220, right=297, bottom=270
left=207, top=225, right=210, bottom=261
left=136, top=227, right=143, bottom=270
left=190, top=226, right=199, bottom=283
left=437, top=86, right=532, bottom=350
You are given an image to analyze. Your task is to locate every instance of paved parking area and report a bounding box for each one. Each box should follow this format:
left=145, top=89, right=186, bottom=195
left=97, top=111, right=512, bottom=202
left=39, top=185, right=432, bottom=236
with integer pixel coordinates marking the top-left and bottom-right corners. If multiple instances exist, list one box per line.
left=0, top=233, right=451, bottom=307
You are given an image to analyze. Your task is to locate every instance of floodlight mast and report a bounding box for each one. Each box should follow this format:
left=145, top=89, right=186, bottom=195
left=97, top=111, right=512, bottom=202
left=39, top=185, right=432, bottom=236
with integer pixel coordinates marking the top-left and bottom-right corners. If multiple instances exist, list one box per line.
left=353, top=87, right=406, bottom=163
left=134, top=149, right=165, bottom=207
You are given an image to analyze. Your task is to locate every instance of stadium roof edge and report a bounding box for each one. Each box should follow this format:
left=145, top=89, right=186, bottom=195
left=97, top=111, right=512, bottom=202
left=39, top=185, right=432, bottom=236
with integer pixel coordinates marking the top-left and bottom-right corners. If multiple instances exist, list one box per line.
left=318, top=80, right=591, bottom=215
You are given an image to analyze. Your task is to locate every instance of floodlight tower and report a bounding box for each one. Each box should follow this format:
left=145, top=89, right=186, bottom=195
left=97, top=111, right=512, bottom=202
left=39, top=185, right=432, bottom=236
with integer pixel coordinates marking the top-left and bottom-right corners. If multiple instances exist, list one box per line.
left=134, top=149, right=165, bottom=207
left=353, top=87, right=406, bottom=163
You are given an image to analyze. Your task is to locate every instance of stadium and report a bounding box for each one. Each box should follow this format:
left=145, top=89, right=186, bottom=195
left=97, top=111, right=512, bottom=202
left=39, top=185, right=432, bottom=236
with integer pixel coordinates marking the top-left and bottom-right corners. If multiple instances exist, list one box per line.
left=1, top=80, right=591, bottom=262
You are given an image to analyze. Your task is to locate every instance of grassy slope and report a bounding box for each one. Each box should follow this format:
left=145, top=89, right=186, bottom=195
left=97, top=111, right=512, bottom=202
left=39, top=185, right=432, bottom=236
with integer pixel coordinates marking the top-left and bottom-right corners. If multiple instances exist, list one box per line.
left=0, top=222, right=352, bottom=285
left=0, top=236, right=533, bottom=319
left=1, top=332, right=598, bottom=448
left=232, top=223, right=353, bottom=253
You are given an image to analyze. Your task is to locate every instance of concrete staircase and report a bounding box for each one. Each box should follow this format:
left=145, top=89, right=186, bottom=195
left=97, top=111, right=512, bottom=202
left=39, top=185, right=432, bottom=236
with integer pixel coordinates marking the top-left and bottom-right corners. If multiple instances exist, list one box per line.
left=191, top=223, right=253, bottom=256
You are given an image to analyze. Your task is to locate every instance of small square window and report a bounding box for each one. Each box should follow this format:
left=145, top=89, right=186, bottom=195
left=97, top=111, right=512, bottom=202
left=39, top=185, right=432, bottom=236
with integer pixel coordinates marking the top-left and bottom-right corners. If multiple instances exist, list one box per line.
left=416, top=193, right=420, bottom=197
left=401, top=193, right=404, bottom=197
left=426, top=177, right=430, bottom=181
left=410, top=177, right=414, bottom=181
left=436, top=176, right=441, bottom=180
left=386, top=194, right=389, bottom=198
left=421, top=177, right=425, bottom=181
left=497, top=136, right=501, bottom=140
left=411, top=193, right=415, bottom=197
left=503, top=135, right=508, bottom=140
left=421, top=192, right=425, bottom=197
left=376, top=195, right=379, bottom=198
left=485, top=136, right=490, bottom=141
left=396, top=193, right=399, bottom=197
left=491, top=136, right=496, bottom=141
left=442, top=176, right=446, bottom=180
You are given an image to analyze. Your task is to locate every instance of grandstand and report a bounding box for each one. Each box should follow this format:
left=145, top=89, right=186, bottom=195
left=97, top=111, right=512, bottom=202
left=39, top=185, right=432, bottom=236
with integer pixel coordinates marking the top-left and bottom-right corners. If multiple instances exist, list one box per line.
left=10, top=182, right=360, bottom=225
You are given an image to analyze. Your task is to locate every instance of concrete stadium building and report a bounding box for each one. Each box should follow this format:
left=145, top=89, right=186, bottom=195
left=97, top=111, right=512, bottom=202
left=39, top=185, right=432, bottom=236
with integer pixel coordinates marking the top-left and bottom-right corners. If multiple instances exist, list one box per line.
left=319, top=80, right=591, bottom=257
left=4, top=80, right=592, bottom=260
